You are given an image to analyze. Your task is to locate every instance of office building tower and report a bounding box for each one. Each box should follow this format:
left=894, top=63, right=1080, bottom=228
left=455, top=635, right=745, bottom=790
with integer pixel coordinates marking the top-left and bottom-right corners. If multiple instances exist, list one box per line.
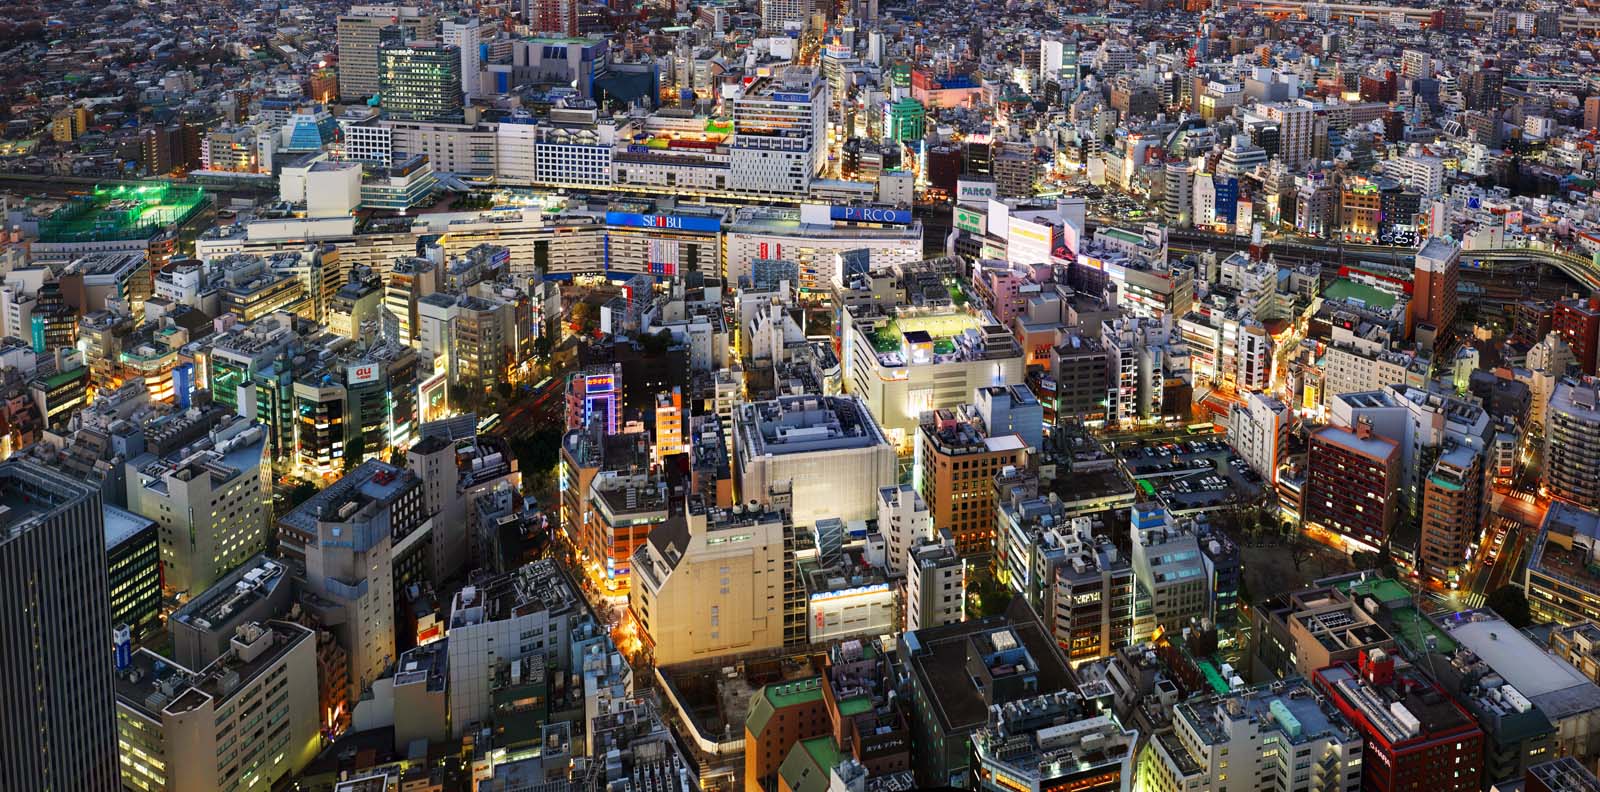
left=1051, top=331, right=1111, bottom=426
left=279, top=460, right=424, bottom=696
left=0, top=460, right=119, bottom=791
left=126, top=415, right=271, bottom=598
left=380, top=42, right=465, bottom=122
left=440, top=17, right=483, bottom=99
left=731, top=68, right=828, bottom=196
left=906, top=530, right=966, bottom=630
left=337, top=5, right=435, bottom=101
left=444, top=560, right=581, bottom=737
left=915, top=405, right=1028, bottom=558
left=1163, top=161, right=1195, bottom=228
left=1545, top=380, right=1600, bottom=510
left=761, top=0, right=814, bottom=32
left=529, top=0, right=579, bottom=36
left=1128, top=503, right=1208, bottom=643
left=1305, top=421, right=1402, bottom=552
left=1228, top=393, right=1290, bottom=485
left=878, top=484, right=932, bottom=577
left=105, top=504, right=162, bottom=641
left=1413, top=238, right=1460, bottom=350
left=732, top=394, right=897, bottom=529
left=115, top=620, right=321, bottom=792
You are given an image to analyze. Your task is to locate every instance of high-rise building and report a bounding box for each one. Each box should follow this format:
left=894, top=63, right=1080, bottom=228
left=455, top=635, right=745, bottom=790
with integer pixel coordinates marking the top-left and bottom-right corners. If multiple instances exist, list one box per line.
left=1305, top=421, right=1402, bottom=552
left=1050, top=330, right=1111, bottom=426
left=0, top=460, right=120, bottom=792
left=1554, top=297, right=1600, bottom=375
left=877, top=483, right=932, bottom=577
left=105, top=504, right=162, bottom=641
left=444, top=560, right=581, bottom=737
left=125, top=415, right=271, bottom=597
left=1586, top=97, right=1600, bottom=133
left=731, top=68, right=829, bottom=197
left=760, top=0, right=814, bottom=32
left=906, top=530, right=966, bottom=630
left=529, top=0, right=579, bottom=36
left=1128, top=503, right=1209, bottom=643
left=1413, top=238, right=1460, bottom=350
left=915, top=405, right=1028, bottom=558
left=279, top=459, right=424, bottom=696
left=337, top=5, right=435, bottom=102
left=440, top=17, right=482, bottom=99
left=1228, top=393, right=1290, bottom=485
left=1545, top=380, right=1600, bottom=510
left=1315, top=655, right=1484, bottom=792
left=1163, top=161, right=1196, bottom=228
left=115, top=621, right=322, bottom=792
left=379, top=41, right=465, bottom=122
left=1419, top=443, right=1486, bottom=586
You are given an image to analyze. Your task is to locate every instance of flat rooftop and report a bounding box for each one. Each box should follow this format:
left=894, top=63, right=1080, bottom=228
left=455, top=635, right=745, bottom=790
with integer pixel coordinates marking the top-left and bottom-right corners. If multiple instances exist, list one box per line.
left=104, top=504, right=155, bottom=551
left=1440, top=611, right=1600, bottom=720
left=116, top=620, right=312, bottom=721
left=901, top=602, right=1077, bottom=735
left=1324, top=278, right=1400, bottom=310
left=735, top=394, right=888, bottom=457
left=1177, top=677, right=1355, bottom=747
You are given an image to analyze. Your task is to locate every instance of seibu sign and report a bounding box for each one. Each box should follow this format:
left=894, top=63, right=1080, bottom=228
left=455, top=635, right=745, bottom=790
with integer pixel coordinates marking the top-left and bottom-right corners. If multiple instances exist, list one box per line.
left=829, top=205, right=913, bottom=225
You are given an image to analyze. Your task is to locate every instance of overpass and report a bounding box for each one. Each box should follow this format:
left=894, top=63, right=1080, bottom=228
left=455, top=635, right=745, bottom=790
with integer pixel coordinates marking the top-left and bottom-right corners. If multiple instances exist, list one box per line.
left=1225, top=0, right=1600, bottom=34
left=1154, top=227, right=1600, bottom=292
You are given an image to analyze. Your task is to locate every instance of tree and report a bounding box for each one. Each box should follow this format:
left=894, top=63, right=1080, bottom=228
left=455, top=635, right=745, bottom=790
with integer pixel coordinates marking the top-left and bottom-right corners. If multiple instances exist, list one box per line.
left=344, top=432, right=367, bottom=474
left=1485, top=585, right=1532, bottom=628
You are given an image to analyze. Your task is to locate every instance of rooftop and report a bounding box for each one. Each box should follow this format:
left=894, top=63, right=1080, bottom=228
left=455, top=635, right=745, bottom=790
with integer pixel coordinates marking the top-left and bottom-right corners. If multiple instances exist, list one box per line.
left=901, top=601, right=1078, bottom=734
left=170, top=555, right=286, bottom=636
left=104, top=503, right=155, bottom=551
left=1439, top=610, right=1600, bottom=720
left=116, top=620, right=312, bottom=721
left=447, top=558, right=580, bottom=631
left=1317, top=662, right=1475, bottom=748
left=735, top=394, right=889, bottom=457
left=1176, top=677, right=1357, bottom=747
left=1323, top=278, right=1400, bottom=310
left=1529, top=502, right=1600, bottom=596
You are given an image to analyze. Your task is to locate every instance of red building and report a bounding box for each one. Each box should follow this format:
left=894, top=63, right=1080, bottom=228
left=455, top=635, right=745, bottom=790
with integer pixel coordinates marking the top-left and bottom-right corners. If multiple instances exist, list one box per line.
left=1305, top=421, right=1401, bottom=552
left=1314, top=654, right=1483, bottom=792
left=1555, top=297, right=1600, bottom=374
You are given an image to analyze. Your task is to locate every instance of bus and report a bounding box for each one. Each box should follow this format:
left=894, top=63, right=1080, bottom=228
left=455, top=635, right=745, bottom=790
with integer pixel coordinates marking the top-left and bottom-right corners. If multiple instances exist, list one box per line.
left=478, top=413, right=502, bottom=433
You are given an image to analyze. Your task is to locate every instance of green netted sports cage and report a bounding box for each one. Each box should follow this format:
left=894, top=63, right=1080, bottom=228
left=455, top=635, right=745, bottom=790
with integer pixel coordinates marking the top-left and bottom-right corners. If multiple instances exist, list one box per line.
left=37, top=183, right=207, bottom=243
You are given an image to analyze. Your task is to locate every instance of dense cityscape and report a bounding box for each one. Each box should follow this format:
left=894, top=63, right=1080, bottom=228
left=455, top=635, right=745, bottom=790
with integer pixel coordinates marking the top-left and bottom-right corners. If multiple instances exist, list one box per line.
left=11, top=0, right=1600, bottom=791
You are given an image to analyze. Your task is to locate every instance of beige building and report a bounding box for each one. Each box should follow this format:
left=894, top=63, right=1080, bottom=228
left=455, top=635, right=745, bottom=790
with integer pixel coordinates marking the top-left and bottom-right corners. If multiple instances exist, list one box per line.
left=629, top=496, right=799, bottom=665
left=116, top=620, right=322, bottom=792
left=126, top=416, right=272, bottom=598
